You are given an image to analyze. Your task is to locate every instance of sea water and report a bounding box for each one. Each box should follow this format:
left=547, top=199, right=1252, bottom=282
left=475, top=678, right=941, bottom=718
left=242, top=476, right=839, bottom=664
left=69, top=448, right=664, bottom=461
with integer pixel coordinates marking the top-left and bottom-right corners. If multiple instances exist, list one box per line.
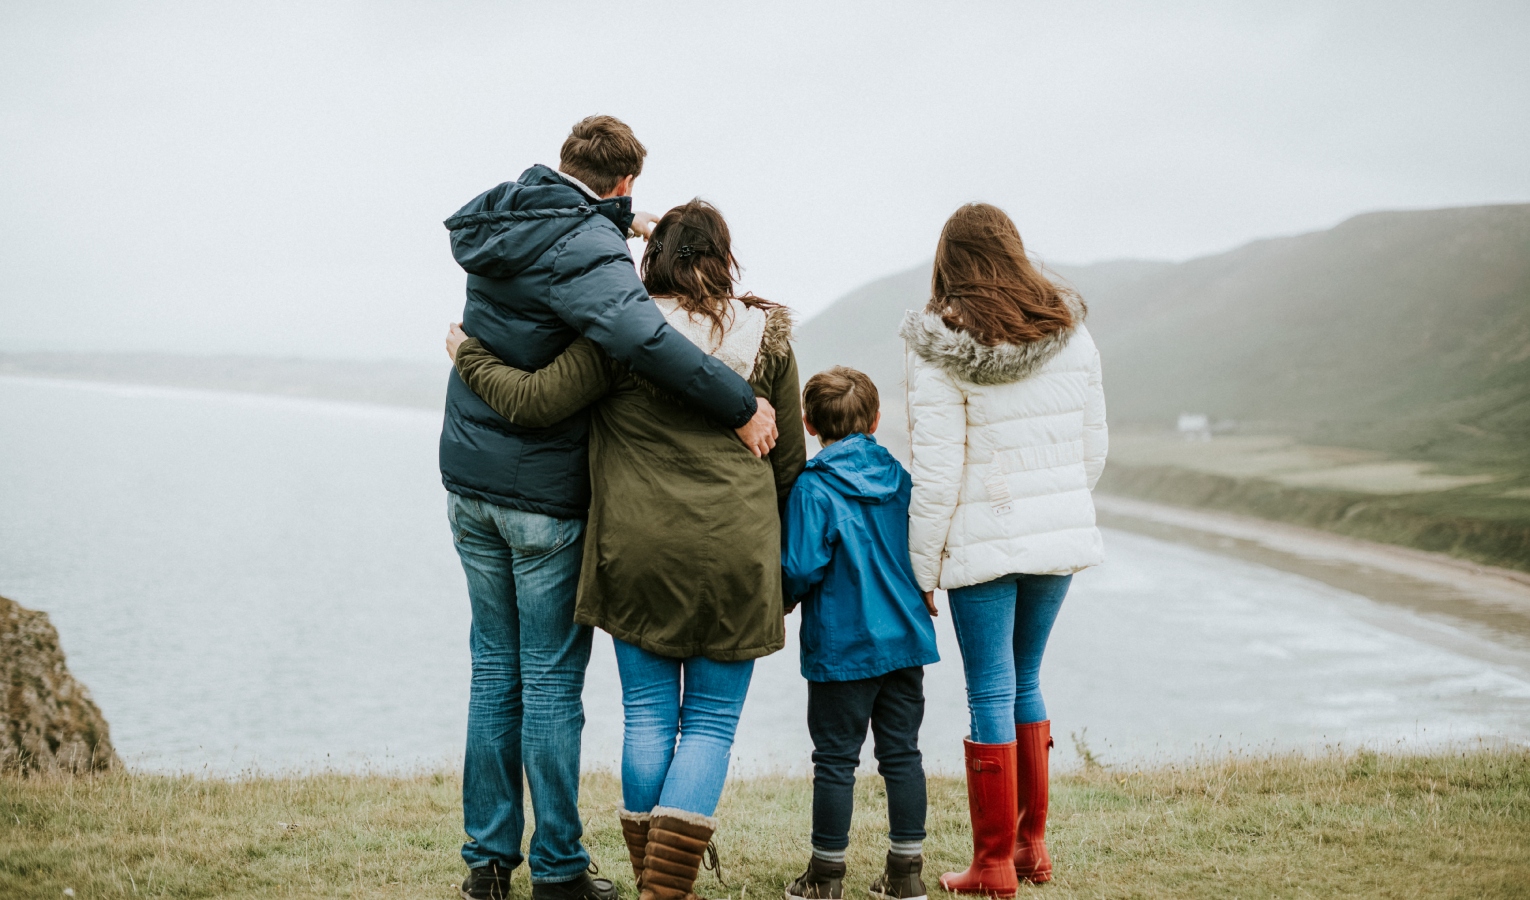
left=2, top=376, right=1527, bottom=775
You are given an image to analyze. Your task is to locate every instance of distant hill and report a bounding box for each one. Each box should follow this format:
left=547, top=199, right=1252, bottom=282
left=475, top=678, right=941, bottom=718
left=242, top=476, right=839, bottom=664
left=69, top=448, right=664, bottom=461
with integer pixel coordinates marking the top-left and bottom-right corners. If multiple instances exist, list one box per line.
left=796, top=204, right=1530, bottom=470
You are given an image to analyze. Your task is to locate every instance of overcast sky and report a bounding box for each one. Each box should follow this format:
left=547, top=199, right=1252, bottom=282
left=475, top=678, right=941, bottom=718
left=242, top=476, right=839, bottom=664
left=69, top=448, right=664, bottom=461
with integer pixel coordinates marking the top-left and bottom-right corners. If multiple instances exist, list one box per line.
left=2, top=1, right=1527, bottom=361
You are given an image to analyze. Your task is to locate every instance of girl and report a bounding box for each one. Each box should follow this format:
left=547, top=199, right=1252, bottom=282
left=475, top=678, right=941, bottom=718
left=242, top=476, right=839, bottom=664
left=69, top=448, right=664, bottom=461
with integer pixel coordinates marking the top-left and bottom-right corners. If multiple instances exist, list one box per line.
left=901, top=203, right=1107, bottom=894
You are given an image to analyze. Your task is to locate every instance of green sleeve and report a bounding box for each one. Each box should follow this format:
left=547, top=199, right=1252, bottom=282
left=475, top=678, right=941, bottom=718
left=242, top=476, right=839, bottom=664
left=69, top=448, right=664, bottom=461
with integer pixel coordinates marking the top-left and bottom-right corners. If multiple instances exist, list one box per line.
left=764, top=346, right=808, bottom=510
left=454, top=336, right=613, bottom=428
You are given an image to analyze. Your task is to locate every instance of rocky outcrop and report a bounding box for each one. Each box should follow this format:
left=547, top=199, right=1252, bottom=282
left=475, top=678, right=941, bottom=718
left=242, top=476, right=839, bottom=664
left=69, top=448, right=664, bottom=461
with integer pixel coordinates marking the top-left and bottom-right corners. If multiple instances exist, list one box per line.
left=2, top=594, right=118, bottom=774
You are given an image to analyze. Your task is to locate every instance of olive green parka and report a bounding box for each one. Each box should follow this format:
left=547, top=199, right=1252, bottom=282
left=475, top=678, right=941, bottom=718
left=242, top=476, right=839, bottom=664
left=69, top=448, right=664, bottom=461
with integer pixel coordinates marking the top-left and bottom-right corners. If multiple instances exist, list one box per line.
left=454, top=303, right=805, bottom=661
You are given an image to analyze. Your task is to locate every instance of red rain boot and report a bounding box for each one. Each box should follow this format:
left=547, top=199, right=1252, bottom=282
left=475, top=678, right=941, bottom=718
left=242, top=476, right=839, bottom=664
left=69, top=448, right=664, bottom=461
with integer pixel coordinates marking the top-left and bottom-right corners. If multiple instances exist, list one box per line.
left=940, top=739, right=1019, bottom=897
left=1013, top=721, right=1054, bottom=884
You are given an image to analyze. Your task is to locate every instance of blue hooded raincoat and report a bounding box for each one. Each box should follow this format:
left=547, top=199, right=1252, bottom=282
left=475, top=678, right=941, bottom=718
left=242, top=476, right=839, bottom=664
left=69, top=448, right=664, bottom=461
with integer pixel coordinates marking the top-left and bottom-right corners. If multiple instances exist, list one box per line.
left=782, top=433, right=940, bottom=682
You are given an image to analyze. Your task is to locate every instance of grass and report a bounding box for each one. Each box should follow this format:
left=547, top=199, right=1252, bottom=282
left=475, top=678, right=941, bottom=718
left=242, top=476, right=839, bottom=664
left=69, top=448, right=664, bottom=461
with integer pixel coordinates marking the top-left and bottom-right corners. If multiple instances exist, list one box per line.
left=3, top=750, right=1528, bottom=899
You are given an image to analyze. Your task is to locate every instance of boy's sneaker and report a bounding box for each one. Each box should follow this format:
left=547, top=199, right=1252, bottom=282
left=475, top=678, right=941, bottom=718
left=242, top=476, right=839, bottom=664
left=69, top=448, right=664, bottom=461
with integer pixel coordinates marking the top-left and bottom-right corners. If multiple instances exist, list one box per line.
left=786, top=854, right=845, bottom=900
left=530, top=871, right=618, bottom=900
left=868, top=852, right=926, bottom=900
left=461, top=861, right=514, bottom=900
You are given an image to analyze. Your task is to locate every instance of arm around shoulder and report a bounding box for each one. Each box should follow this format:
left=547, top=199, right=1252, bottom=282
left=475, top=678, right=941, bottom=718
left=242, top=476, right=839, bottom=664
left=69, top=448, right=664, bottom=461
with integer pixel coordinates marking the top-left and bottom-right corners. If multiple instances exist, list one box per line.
left=454, top=336, right=612, bottom=428
left=547, top=227, right=757, bottom=428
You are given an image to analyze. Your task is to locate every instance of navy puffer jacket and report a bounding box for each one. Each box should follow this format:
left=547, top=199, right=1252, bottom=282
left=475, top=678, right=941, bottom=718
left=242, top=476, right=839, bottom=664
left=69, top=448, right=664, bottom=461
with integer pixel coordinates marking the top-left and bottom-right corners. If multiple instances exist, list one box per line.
left=439, top=165, right=758, bottom=518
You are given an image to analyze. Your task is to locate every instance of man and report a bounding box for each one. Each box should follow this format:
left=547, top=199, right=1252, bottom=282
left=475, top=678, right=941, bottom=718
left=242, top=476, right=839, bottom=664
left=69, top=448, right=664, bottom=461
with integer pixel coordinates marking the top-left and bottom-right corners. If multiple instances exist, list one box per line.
left=440, top=115, right=778, bottom=900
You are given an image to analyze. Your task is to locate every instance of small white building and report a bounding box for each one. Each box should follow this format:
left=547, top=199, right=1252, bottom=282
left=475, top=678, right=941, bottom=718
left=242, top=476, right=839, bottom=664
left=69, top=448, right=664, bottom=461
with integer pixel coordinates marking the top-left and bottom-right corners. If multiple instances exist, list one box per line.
left=1178, top=413, right=1212, bottom=441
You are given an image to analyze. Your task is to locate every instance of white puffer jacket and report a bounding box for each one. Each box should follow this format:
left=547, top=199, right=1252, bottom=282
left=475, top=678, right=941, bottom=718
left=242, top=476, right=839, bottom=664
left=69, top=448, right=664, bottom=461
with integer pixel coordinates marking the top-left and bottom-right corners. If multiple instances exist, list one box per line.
left=901, top=297, right=1107, bottom=591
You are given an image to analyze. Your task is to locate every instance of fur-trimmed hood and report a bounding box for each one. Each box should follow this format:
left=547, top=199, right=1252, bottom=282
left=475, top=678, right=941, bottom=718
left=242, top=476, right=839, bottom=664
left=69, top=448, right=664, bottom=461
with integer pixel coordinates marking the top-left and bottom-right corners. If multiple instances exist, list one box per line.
left=631, top=302, right=793, bottom=404
left=755, top=303, right=794, bottom=368
left=652, top=297, right=793, bottom=379
left=899, top=295, right=1086, bottom=386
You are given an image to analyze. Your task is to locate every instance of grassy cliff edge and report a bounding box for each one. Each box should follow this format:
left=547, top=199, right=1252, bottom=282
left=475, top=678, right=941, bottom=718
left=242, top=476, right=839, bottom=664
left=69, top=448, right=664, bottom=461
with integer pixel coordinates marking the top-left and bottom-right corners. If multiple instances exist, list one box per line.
left=4, top=750, right=1527, bottom=899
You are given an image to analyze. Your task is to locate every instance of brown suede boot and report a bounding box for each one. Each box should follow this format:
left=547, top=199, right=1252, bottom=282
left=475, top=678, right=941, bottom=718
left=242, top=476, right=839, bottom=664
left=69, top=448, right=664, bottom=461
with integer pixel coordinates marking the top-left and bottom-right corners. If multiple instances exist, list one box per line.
left=619, top=808, right=651, bottom=886
left=640, top=807, right=719, bottom=900
left=939, top=739, right=1019, bottom=897
left=1013, top=721, right=1054, bottom=884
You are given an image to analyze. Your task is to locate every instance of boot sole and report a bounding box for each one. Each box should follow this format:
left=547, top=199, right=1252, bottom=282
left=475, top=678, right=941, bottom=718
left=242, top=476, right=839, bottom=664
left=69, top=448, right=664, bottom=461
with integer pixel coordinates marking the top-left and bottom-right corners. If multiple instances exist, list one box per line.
left=937, top=877, right=1015, bottom=898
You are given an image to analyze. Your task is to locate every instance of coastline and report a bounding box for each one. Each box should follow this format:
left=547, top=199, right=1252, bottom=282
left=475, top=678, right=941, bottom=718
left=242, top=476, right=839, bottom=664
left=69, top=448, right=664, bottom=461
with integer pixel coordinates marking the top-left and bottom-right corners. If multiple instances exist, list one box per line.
left=1098, top=494, right=1530, bottom=597
left=1096, top=459, right=1530, bottom=575
left=1097, top=493, right=1530, bottom=671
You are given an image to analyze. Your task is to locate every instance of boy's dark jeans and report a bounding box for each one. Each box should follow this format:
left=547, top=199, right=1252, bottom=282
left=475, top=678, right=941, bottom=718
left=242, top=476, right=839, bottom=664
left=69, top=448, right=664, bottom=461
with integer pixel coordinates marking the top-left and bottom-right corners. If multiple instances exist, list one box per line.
left=807, top=666, right=927, bottom=850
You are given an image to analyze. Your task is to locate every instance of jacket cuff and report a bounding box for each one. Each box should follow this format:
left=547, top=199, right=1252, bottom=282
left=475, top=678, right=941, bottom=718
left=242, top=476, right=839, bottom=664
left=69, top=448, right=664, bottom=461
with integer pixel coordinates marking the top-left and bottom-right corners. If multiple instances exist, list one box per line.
left=731, top=394, right=759, bottom=429
left=911, top=556, right=939, bottom=592
left=453, top=337, right=484, bottom=368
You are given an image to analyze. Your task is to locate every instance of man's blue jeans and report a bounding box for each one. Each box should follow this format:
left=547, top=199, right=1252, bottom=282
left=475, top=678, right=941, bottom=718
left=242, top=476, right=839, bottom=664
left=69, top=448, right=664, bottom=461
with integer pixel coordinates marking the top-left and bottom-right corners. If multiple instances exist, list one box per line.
left=448, top=493, right=593, bottom=882
left=947, top=574, right=1072, bottom=744
left=612, top=639, right=754, bottom=816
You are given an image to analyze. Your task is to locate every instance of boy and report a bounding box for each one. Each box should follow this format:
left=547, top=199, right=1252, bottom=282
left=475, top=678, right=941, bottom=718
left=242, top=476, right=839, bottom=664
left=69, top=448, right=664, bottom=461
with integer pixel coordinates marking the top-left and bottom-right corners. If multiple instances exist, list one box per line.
left=782, top=367, right=941, bottom=900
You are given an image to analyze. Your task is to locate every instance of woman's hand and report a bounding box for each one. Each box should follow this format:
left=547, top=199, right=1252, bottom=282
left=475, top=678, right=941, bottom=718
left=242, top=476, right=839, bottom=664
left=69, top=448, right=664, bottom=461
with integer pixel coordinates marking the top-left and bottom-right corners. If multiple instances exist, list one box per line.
left=922, top=590, right=939, bottom=617
left=446, top=322, right=468, bottom=361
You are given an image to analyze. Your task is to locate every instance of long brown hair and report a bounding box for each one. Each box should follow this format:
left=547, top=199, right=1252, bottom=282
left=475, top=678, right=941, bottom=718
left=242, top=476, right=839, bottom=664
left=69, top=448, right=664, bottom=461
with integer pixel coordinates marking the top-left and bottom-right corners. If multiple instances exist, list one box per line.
left=640, top=199, right=775, bottom=339
left=929, top=203, right=1080, bottom=346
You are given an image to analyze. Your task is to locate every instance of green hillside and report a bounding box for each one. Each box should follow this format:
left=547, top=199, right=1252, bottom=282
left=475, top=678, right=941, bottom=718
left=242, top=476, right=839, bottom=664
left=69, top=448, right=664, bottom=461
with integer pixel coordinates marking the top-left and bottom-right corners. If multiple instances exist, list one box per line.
left=794, top=205, right=1530, bottom=569
left=797, top=205, right=1530, bottom=470
left=1088, top=204, right=1530, bottom=470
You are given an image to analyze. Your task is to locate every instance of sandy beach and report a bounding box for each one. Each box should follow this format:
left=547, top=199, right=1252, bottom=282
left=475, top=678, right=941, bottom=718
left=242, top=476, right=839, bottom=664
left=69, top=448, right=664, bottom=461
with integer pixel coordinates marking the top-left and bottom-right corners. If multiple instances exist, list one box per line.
left=1097, top=493, right=1530, bottom=669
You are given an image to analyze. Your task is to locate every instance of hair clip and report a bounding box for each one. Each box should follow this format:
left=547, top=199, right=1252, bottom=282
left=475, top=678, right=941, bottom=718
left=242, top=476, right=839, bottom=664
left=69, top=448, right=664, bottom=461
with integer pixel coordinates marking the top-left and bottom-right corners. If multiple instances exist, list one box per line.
left=677, top=245, right=697, bottom=258
left=652, top=240, right=664, bottom=251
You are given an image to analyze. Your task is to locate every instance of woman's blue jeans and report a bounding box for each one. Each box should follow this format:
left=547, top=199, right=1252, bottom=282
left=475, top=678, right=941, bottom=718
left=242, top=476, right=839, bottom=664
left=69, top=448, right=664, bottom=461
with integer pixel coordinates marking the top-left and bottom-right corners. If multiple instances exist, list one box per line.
left=947, top=574, right=1072, bottom=744
left=612, top=639, right=754, bottom=816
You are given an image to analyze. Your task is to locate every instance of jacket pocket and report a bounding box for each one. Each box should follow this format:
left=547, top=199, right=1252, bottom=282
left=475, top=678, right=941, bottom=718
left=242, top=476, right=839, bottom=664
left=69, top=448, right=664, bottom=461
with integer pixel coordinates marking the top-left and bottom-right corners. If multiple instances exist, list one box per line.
left=996, top=440, right=1085, bottom=473
left=988, top=440, right=1088, bottom=505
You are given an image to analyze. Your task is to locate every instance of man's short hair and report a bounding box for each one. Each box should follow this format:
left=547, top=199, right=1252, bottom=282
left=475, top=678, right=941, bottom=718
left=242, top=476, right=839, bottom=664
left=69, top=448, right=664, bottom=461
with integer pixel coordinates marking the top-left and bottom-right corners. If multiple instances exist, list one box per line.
left=803, top=367, right=880, bottom=442
left=559, top=115, right=647, bottom=196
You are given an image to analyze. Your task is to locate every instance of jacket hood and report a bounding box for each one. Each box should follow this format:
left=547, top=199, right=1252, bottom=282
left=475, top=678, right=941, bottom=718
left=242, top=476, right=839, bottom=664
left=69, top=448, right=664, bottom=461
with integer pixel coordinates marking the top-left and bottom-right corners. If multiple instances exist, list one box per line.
left=444, top=165, right=635, bottom=278
left=898, top=293, right=1086, bottom=386
left=804, top=433, right=903, bottom=502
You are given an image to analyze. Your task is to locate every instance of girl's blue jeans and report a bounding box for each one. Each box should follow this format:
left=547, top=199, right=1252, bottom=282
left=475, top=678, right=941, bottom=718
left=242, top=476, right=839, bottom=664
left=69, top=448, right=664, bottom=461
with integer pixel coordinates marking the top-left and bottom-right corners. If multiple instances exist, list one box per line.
left=612, top=638, right=755, bottom=816
left=947, top=574, right=1072, bottom=744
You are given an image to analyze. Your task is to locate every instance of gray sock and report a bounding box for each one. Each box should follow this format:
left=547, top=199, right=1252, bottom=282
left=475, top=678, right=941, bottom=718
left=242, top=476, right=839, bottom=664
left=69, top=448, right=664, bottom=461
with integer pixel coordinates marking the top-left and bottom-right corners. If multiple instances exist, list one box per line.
left=812, top=846, right=847, bottom=864
left=889, top=840, right=923, bottom=858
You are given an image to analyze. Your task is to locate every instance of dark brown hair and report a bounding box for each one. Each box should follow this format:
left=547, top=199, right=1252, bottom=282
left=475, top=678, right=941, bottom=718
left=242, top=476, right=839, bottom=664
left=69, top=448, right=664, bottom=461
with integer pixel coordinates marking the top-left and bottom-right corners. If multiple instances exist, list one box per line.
left=930, top=203, right=1080, bottom=346
left=640, top=199, right=776, bottom=340
left=803, top=367, right=879, bottom=442
left=559, top=115, right=646, bottom=196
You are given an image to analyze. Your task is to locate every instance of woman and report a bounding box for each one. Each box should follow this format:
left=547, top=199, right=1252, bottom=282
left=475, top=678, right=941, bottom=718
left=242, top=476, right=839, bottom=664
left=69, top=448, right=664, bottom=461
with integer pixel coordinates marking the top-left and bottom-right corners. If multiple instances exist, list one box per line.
left=901, top=203, right=1106, bottom=894
left=447, top=199, right=805, bottom=900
